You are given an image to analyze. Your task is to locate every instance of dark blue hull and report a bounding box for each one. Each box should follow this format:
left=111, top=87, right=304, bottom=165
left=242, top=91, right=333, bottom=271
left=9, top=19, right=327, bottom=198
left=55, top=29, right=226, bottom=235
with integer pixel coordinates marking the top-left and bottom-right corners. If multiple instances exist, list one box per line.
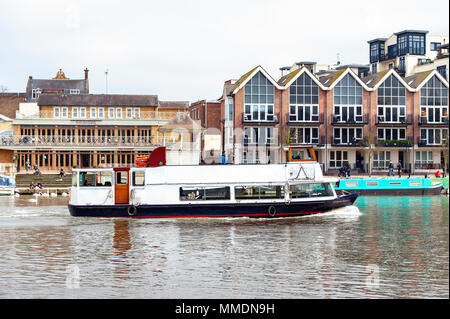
left=68, top=193, right=359, bottom=218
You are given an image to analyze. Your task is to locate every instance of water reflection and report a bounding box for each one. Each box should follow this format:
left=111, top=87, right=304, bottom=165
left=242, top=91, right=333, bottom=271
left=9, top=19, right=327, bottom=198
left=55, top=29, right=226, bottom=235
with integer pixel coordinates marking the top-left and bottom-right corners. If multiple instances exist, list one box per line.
left=0, top=196, right=447, bottom=298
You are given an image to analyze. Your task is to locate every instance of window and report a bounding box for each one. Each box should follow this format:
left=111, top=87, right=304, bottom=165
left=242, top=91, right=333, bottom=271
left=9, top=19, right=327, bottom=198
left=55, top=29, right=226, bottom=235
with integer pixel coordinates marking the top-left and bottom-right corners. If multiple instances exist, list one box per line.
left=397, top=33, right=425, bottom=56
left=80, top=107, right=86, bottom=118
left=132, top=171, right=145, bottom=186
left=133, top=108, right=140, bottom=119
left=372, top=64, right=377, bottom=74
left=98, top=107, right=105, bottom=119
left=289, top=127, right=319, bottom=144
left=228, top=103, right=233, bottom=121
left=399, top=57, right=405, bottom=72
left=61, top=107, right=68, bottom=118
left=79, top=171, right=113, bottom=187
left=431, top=42, right=441, bottom=51
left=289, top=73, right=319, bottom=122
left=420, top=75, right=448, bottom=124
left=370, top=41, right=384, bottom=63
left=126, top=108, right=133, bottom=119
left=180, top=186, right=230, bottom=201
left=70, top=89, right=80, bottom=94
left=437, top=66, right=447, bottom=80
left=108, top=108, right=115, bottom=119
left=333, top=127, right=362, bottom=144
left=373, top=151, right=391, bottom=168
left=116, top=108, right=122, bottom=119
left=377, top=128, right=406, bottom=140
left=329, top=150, right=348, bottom=168
left=53, top=107, right=60, bottom=118
left=420, top=128, right=448, bottom=145
left=72, top=107, right=78, bottom=119
left=290, top=183, right=334, bottom=198
left=234, top=185, right=284, bottom=200
left=31, top=88, right=42, bottom=100
left=244, top=71, right=275, bottom=122
left=377, top=74, right=406, bottom=123
left=333, top=74, right=363, bottom=123
left=244, top=126, right=275, bottom=145
left=416, top=151, right=433, bottom=164
left=90, top=107, right=97, bottom=119
left=116, top=171, right=128, bottom=185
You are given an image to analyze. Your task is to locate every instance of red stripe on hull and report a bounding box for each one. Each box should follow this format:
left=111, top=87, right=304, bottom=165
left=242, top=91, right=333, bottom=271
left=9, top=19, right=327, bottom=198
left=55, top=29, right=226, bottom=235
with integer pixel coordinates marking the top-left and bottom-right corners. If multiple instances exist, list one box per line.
left=95, top=211, right=325, bottom=219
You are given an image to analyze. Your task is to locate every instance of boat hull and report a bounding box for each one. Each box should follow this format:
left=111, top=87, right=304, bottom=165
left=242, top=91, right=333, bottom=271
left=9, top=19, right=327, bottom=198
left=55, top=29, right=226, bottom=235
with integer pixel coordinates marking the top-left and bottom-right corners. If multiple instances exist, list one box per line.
left=68, top=193, right=358, bottom=218
left=336, top=185, right=443, bottom=196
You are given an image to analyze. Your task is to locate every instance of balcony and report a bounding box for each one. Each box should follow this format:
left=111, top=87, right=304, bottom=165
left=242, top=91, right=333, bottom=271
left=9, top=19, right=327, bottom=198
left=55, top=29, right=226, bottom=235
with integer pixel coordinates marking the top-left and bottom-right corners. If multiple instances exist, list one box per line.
left=331, top=114, right=369, bottom=126
left=417, top=137, right=445, bottom=147
left=376, top=137, right=413, bottom=148
left=243, top=135, right=280, bottom=147
left=418, top=116, right=449, bottom=126
left=287, top=113, right=324, bottom=125
left=331, top=138, right=364, bottom=147
left=415, top=163, right=443, bottom=170
left=0, top=135, right=194, bottom=149
left=288, top=135, right=326, bottom=147
left=242, top=113, right=280, bottom=125
left=376, top=114, right=413, bottom=126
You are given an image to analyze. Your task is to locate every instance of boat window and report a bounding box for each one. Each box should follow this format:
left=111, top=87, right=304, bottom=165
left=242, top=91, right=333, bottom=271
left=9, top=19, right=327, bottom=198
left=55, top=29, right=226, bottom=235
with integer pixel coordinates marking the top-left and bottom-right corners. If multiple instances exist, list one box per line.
left=409, top=181, right=421, bottom=186
left=180, top=186, right=230, bottom=201
left=235, top=185, right=284, bottom=199
left=290, top=183, right=334, bottom=198
left=389, top=182, right=401, bottom=185
left=79, top=171, right=113, bottom=187
left=366, top=181, right=378, bottom=187
left=116, top=171, right=128, bottom=185
left=132, top=171, right=145, bottom=186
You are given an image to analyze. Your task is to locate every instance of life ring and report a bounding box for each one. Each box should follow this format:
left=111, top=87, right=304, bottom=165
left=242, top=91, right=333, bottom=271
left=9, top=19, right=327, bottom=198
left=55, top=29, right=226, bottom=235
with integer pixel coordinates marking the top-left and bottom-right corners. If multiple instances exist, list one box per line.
left=128, top=205, right=136, bottom=216
left=268, top=205, right=276, bottom=217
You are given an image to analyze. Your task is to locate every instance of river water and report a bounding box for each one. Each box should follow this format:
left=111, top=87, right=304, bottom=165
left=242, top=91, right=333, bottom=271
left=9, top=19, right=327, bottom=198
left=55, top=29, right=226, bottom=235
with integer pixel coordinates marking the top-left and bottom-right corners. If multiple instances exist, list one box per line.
left=0, top=195, right=448, bottom=299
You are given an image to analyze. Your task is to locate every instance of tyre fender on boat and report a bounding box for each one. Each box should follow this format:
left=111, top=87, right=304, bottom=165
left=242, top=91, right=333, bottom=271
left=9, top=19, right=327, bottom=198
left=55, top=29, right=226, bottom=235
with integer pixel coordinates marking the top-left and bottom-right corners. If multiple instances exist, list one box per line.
left=268, top=205, right=276, bottom=217
left=128, top=205, right=137, bottom=216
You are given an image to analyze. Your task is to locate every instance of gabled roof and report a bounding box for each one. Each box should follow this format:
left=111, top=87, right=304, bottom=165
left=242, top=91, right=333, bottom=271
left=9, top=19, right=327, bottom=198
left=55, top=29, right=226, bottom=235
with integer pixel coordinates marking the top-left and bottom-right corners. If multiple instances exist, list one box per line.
left=232, top=65, right=283, bottom=94
left=318, top=68, right=370, bottom=90
left=404, top=69, right=449, bottom=90
left=360, top=68, right=412, bottom=91
left=277, top=67, right=326, bottom=90
left=361, top=69, right=391, bottom=88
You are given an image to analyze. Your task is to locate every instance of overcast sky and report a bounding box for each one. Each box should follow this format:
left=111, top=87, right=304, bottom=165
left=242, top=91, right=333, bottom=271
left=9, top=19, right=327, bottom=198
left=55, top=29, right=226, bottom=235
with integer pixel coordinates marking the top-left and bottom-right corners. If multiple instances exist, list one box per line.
left=0, top=0, right=448, bottom=102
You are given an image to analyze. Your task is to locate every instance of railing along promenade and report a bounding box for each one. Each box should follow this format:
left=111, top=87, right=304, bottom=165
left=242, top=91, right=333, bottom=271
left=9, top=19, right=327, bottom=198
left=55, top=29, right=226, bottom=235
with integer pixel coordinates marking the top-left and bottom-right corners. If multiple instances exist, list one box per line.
left=1, top=135, right=195, bottom=149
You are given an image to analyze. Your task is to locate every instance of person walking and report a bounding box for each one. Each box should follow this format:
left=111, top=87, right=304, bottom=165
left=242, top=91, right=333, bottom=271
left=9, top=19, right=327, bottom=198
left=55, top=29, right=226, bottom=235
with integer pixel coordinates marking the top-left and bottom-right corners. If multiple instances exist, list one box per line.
left=397, top=161, right=402, bottom=178
left=388, top=160, right=394, bottom=176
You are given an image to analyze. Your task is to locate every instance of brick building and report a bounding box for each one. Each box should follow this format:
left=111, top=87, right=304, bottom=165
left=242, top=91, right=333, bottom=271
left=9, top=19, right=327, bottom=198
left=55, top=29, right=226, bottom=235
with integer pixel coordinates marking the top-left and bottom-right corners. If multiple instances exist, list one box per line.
left=212, top=64, right=448, bottom=174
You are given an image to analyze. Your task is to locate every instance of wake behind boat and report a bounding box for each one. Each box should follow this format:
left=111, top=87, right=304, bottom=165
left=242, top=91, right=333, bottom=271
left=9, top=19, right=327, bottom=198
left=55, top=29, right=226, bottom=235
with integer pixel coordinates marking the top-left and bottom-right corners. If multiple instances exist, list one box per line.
left=68, top=147, right=358, bottom=218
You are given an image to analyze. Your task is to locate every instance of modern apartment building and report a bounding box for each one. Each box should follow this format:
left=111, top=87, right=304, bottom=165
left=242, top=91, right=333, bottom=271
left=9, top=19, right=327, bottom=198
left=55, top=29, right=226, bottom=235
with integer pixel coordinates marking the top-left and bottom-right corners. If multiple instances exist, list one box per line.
left=213, top=64, right=448, bottom=174
left=368, top=30, right=449, bottom=80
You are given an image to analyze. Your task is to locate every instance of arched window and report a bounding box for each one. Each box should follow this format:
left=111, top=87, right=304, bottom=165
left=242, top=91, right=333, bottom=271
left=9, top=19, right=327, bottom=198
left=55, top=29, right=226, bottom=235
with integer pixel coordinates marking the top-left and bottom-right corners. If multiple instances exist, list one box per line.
left=377, top=74, right=406, bottom=123
left=288, top=73, right=319, bottom=122
left=244, top=71, right=274, bottom=122
left=333, top=74, right=364, bottom=123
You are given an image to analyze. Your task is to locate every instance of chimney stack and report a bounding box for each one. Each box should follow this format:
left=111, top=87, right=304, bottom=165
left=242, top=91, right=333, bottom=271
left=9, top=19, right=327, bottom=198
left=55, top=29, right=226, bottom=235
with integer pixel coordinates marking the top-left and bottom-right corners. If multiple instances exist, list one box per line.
left=84, top=68, right=89, bottom=94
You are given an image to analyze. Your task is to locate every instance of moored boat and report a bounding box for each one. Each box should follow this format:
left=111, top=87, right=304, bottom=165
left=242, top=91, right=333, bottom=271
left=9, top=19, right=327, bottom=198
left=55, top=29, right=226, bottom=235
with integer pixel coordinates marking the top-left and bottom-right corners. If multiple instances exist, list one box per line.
left=334, top=177, right=444, bottom=195
left=68, top=147, right=358, bottom=218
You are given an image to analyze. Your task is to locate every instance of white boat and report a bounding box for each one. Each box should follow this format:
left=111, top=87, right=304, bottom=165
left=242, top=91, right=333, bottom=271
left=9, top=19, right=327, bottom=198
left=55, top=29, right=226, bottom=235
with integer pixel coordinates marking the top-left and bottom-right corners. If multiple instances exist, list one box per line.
left=68, top=147, right=358, bottom=218
left=0, top=175, right=15, bottom=196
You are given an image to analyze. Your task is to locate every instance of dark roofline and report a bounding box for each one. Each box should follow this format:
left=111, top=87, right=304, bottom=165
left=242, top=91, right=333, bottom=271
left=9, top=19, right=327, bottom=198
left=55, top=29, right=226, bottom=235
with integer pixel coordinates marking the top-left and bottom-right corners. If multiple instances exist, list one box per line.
left=367, top=38, right=387, bottom=44
left=296, top=61, right=316, bottom=65
left=394, top=29, right=429, bottom=35
left=336, top=64, right=370, bottom=70
left=37, top=93, right=159, bottom=107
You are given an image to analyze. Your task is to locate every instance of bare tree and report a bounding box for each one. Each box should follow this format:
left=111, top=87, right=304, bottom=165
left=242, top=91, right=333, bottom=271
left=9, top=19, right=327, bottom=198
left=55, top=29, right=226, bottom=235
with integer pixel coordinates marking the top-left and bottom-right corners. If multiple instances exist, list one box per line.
left=360, top=128, right=377, bottom=177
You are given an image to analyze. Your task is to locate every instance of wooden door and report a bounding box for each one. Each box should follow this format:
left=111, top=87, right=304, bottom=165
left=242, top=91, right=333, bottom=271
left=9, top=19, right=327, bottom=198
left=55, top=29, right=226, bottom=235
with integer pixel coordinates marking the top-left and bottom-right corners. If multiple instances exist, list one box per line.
left=114, top=169, right=130, bottom=204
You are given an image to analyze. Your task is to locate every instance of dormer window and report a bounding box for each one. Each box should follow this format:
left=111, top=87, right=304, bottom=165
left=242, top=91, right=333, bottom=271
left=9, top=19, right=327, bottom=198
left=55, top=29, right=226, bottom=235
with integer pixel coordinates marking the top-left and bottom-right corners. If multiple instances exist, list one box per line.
left=32, top=88, right=42, bottom=100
